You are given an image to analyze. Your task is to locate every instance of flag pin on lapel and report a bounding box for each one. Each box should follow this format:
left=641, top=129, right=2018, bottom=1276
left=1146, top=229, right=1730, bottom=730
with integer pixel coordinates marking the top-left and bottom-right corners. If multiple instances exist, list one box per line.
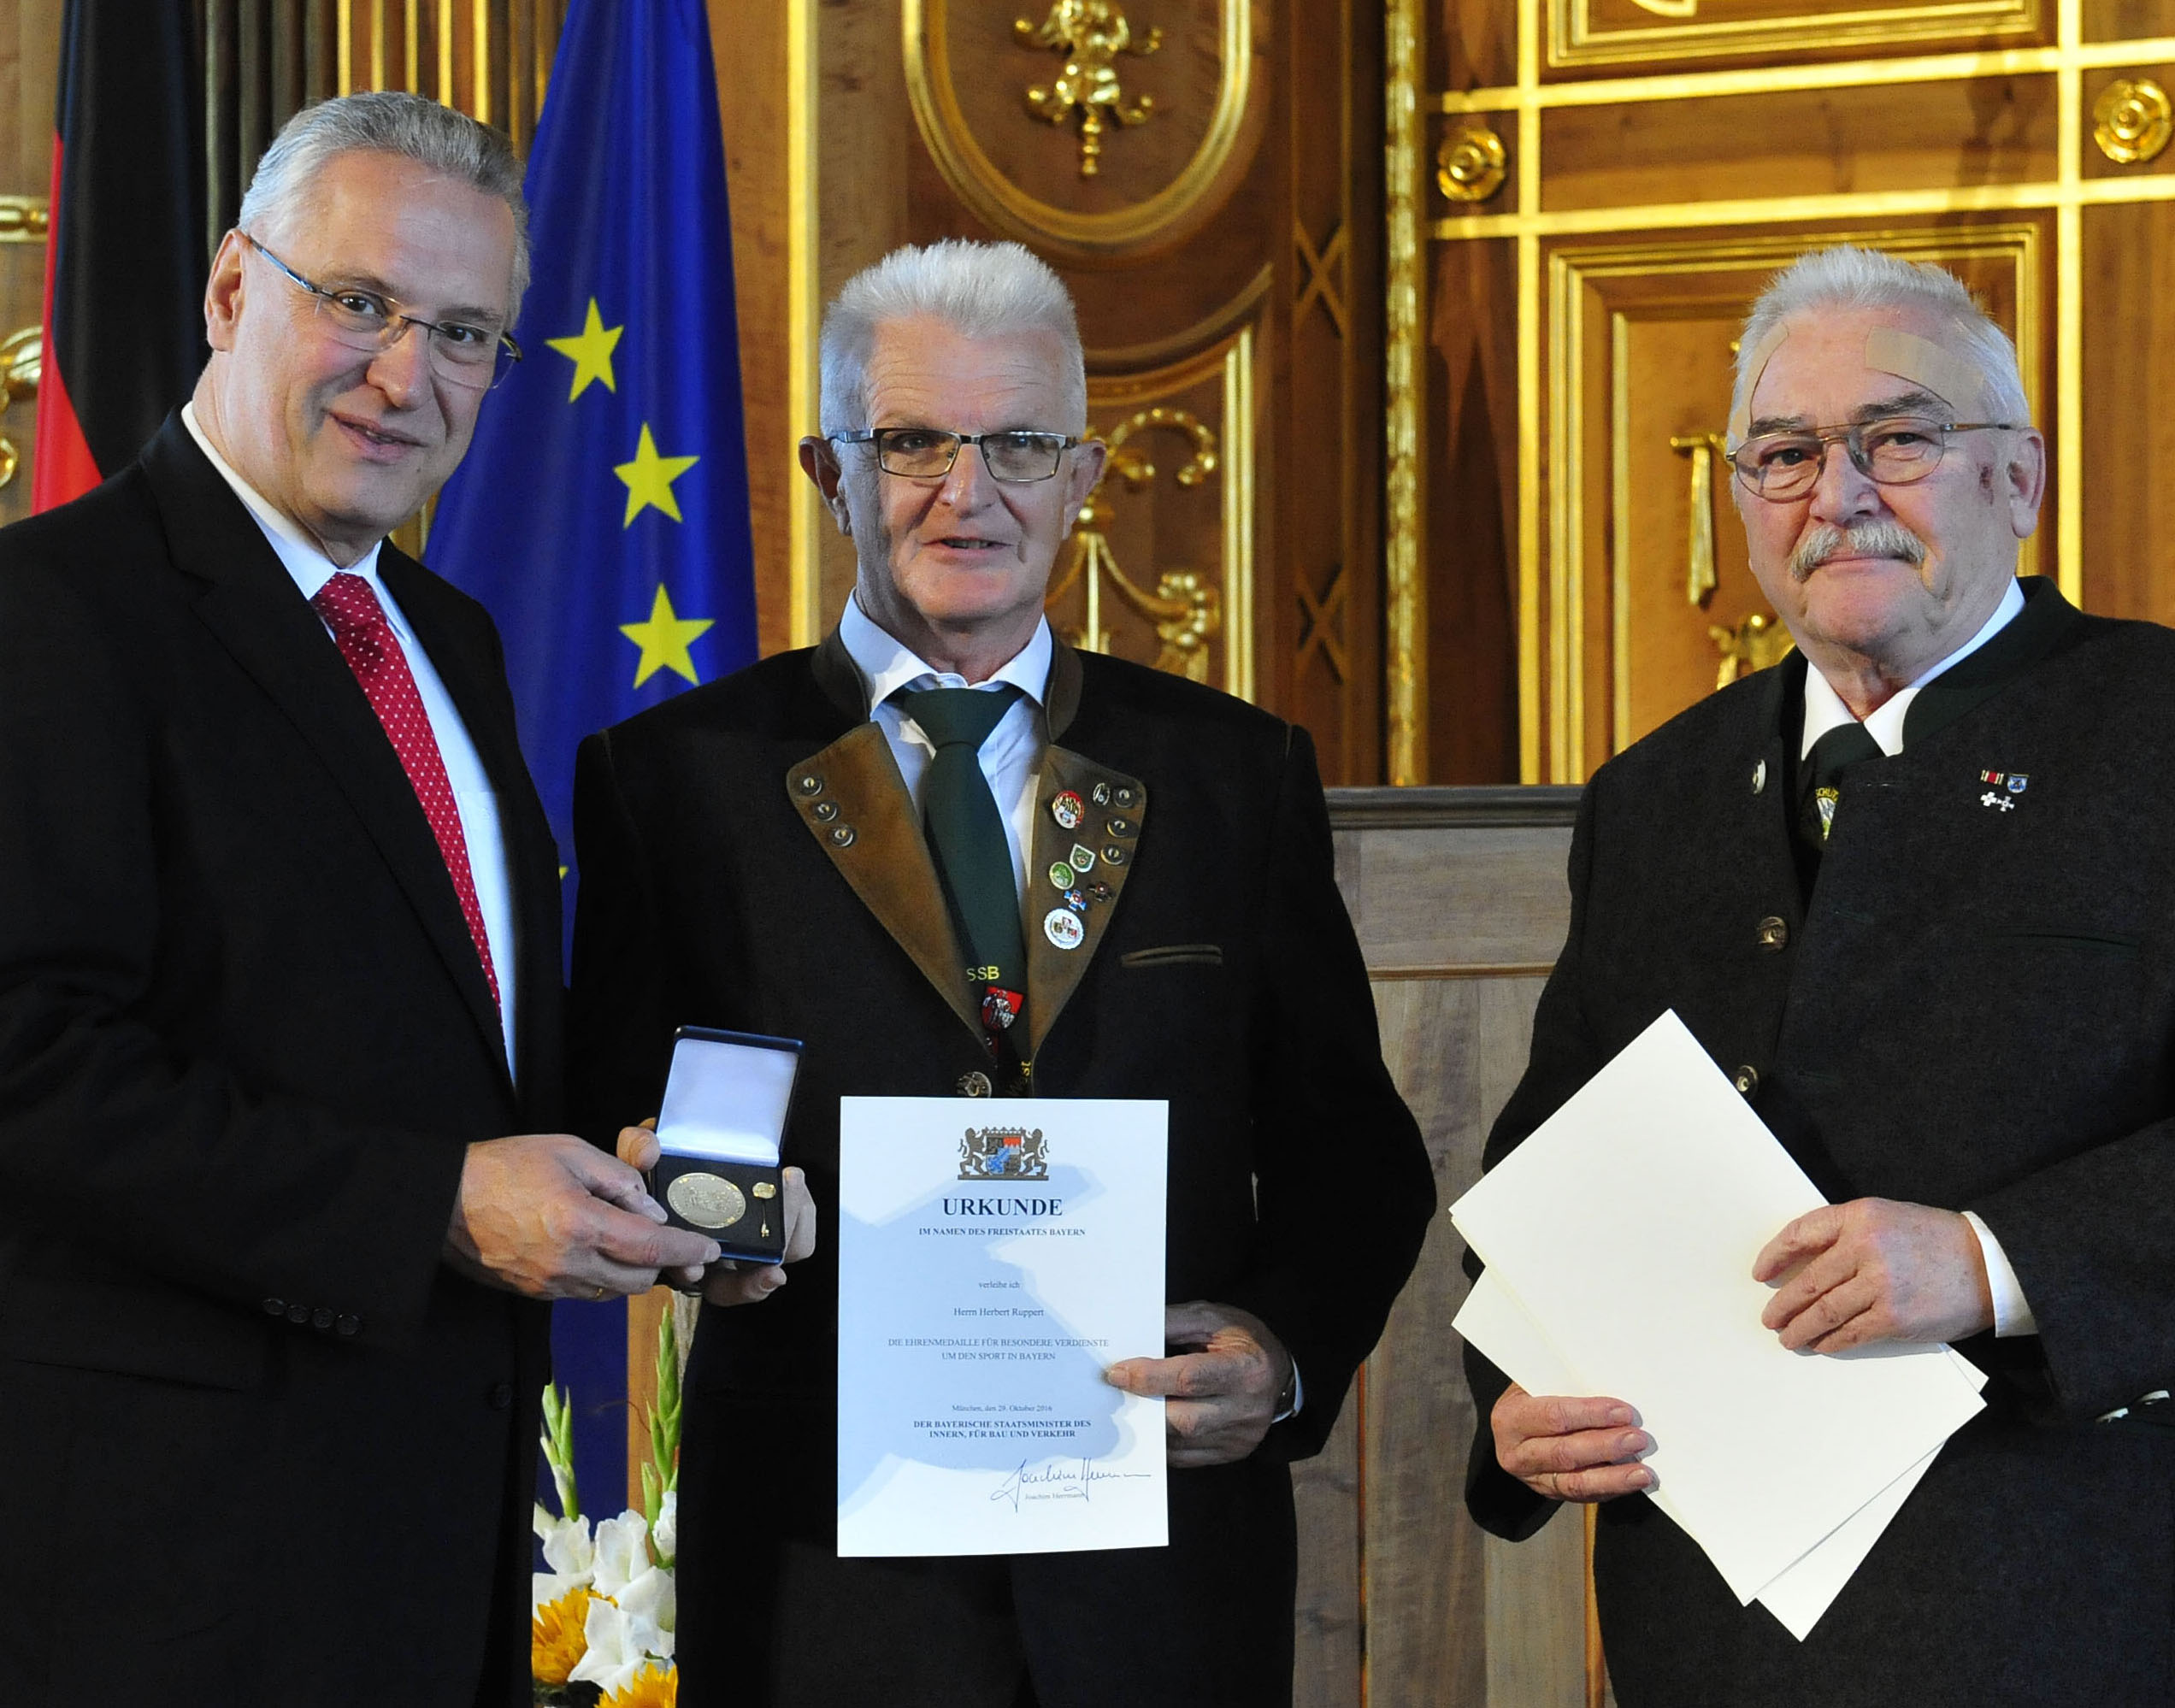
left=1978, top=769, right=2026, bottom=811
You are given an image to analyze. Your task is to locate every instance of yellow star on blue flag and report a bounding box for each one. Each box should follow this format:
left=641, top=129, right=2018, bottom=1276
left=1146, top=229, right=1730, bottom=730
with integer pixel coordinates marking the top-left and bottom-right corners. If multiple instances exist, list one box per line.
left=422, top=0, right=759, bottom=1527
left=619, top=583, right=714, bottom=687
left=546, top=298, right=622, bottom=399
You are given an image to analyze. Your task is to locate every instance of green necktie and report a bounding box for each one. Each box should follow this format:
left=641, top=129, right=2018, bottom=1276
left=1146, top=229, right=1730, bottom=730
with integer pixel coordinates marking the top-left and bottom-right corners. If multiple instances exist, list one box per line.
left=899, top=686, right=1028, bottom=1038
left=1797, top=721, right=1883, bottom=852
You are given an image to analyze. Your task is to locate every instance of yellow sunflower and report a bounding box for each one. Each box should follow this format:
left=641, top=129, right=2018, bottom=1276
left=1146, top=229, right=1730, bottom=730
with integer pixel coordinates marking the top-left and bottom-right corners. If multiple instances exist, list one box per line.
left=531, top=1586, right=593, bottom=1686
left=601, top=1661, right=678, bottom=1707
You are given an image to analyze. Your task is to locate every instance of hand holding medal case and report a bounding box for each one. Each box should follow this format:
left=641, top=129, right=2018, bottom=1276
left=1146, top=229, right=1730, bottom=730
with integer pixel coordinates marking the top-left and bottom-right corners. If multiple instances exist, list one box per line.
left=650, top=1025, right=802, bottom=1263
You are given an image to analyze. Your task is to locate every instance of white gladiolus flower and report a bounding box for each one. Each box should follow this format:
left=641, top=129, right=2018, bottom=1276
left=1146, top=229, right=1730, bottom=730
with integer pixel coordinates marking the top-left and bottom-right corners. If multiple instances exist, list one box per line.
left=616, top=1560, right=677, bottom=1652
left=569, top=1594, right=651, bottom=1695
left=652, top=1489, right=678, bottom=1561
left=588, top=1508, right=653, bottom=1599
left=533, top=1504, right=596, bottom=1583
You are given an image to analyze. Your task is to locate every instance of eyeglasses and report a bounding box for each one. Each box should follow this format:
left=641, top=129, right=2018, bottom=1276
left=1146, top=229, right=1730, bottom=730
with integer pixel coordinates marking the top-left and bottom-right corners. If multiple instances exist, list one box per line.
left=829, top=427, right=1082, bottom=484
left=1729, top=415, right=2019, bottom=503
left=239, top=232, right=522, bottom=392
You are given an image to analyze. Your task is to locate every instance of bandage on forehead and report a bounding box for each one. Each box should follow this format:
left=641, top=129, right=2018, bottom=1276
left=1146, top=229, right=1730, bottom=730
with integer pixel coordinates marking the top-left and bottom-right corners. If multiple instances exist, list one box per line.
left=1726, top=322, right=1792, bottom=444
left=1727, top=321, right=1992, bottom=443
left=1862, top=326, right=1989, bottom=421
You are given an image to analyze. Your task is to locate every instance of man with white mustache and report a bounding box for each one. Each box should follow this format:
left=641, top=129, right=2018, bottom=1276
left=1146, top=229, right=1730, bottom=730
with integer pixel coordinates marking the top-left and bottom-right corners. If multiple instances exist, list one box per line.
left=1464, top=244, right=2175, bottom=1705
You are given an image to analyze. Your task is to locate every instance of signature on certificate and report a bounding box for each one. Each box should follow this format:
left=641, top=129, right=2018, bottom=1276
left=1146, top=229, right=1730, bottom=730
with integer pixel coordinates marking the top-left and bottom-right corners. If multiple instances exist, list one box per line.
left=991, top=1457, right=1154, bottom=1513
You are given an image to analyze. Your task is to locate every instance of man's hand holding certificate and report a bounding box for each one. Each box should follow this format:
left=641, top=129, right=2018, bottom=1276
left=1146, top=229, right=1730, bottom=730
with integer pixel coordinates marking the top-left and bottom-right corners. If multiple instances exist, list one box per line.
left=1452, top=1011, right=1988, bottom=1640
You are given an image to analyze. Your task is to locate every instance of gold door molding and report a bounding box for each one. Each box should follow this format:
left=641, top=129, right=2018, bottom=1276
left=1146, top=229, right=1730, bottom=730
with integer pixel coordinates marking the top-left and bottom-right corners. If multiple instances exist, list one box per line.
left=1550, top=0, right=2042, bottom=72
left=902, top=0, right=1254, bottom=260
left=1390, top=0, right=2175, bottom=786
left=1057, top=321, right=1259, bottom=698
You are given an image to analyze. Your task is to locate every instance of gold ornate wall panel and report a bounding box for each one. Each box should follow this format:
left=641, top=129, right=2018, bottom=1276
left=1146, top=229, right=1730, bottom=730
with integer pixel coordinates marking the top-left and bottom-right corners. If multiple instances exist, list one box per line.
left=902, top=0, right=1261, bottom=260
left=1046, top=321, right=1260, bottom=696
left=1550, top=0, right=2043, bottom=71
left=1400, top=0, right=2175, bottom=786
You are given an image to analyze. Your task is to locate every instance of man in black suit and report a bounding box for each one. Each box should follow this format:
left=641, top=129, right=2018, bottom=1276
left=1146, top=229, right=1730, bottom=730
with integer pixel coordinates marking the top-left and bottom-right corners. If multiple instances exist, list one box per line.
left=0, top=93, right=719, bottom=1708
left=572, top=238, right=1435, bottom=1707
left=1468, top=244, right=2175, bottom=1705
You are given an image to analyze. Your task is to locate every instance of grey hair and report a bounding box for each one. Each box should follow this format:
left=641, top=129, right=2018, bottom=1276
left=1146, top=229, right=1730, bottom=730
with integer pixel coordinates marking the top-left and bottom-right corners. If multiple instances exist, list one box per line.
left=1730, top=244, right=2030, bottom=433
left=237, top=91, right=530, bottom=317
left=819, top=239, right=1086, bottom=433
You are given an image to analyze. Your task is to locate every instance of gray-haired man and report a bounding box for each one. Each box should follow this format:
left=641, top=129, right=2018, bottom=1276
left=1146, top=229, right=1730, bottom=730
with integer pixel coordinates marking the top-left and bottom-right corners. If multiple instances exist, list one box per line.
left=1468, top=244, right=2175, bottom=1705
left=572, top=238, right=1435, bottom=1706
left=0, top=92, right=716, bottom=1707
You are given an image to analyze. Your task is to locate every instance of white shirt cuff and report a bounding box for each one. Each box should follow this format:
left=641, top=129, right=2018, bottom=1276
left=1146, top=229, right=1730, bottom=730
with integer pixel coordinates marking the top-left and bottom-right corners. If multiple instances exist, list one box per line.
left=1962, top=1210, right=2038, bottom=1337
left=1274, top=1363, right=1305, bottom=1423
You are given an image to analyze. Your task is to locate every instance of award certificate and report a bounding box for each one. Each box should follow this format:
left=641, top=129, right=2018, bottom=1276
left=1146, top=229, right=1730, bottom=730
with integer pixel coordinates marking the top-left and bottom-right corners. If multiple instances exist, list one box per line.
left=836, top=1096, right=1169, bottom=1557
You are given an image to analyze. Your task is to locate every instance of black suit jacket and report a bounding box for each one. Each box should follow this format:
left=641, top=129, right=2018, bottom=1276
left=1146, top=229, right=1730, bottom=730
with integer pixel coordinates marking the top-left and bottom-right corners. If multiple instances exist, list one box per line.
left=1465, top=580, right=2175, bottom=1706
left=0, top=415, right=563, bottom=1708
left=569, top=630, right=1435, bottom=1704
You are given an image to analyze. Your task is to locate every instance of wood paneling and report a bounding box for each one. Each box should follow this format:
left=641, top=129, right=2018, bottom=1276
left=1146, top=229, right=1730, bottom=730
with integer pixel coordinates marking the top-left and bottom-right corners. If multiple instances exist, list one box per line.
left=2080, top=198, right=2175, bottom=623
left=1295, top=786, right=1587, bottom=1708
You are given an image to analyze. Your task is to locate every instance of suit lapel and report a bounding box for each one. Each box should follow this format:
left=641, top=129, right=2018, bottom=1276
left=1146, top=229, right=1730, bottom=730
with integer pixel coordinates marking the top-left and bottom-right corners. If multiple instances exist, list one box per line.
left=141, top=416, right=511, bottom=1086
left=787, top=721, right=984, bottom=1042
left=1025, top=746, right=1146, bottom=1057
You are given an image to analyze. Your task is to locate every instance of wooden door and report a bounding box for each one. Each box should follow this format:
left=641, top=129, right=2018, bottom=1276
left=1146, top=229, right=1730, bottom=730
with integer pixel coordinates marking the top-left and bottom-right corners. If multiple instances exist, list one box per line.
left=1400, top=0, right=2175, bottom=784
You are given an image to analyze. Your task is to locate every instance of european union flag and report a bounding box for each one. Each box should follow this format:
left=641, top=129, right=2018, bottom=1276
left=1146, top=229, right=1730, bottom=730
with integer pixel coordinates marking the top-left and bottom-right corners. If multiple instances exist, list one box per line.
left=429, top=0, right=757, bottom=1523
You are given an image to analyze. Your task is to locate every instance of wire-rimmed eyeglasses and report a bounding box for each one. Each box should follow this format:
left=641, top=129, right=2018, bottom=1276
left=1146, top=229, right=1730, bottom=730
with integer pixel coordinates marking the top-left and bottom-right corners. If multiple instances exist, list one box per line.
left=829, top=427, right=1083, bottom=484
left=239, top=232, right=522, bottom=392
left=1729, top=415, right=2019, bottom=503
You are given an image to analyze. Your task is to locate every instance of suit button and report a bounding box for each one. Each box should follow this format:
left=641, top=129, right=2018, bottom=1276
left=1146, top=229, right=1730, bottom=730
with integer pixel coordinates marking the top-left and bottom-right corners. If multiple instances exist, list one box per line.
left=1734, top=1064, right=1760, bottom=1097
left=1755, top=916, right=1789, bottom=951
left=488, top=1381, right=515, bottom=1411
left=286, top=1303, right=309, bottom=1324
left=262, top=1297, right=287, bottom=1317
left=311, top=1307, right=334, bottom=1331
left=957, top=1070, right=993, bottom=1098
left=336, top=1315, right=362, bottom=1337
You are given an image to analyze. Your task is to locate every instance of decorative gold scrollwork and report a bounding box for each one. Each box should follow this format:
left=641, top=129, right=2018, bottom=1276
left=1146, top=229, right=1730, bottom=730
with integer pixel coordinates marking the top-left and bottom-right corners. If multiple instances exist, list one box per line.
left=1630, top=0, right=1697, bottom=16
left=1710, top=611, right=1795, bottom=691
left=1016, top=0, right=1162, bottom=179
left=1046, top=407, right=1222, bottom=679
left=0, top=326, right=43, bottom=492
left=2094, top=78, right=2174, bottom=165
left=1669, top=433, right=1730, bottom=609
left=1435, top=124, right=1507, bottom=203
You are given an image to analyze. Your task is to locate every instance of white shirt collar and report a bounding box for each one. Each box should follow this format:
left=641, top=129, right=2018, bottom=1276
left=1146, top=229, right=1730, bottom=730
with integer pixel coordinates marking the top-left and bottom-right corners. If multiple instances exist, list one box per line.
left=1800, top=576, right=2026, bottom=760
left=837, top=591, right=1052, bottom=711
left=181, top=400, right=386, bottom=607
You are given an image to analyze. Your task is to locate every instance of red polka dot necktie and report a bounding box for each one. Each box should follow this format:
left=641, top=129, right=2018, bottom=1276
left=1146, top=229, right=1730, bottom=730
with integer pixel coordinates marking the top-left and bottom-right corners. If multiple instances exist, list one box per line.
left=310, top=571, right=501, bottom=1012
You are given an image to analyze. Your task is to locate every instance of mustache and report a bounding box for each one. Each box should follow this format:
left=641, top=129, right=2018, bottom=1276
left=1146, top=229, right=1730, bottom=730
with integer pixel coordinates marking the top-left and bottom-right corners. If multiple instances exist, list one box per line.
left=1789, top=520, right=1927, bottom=580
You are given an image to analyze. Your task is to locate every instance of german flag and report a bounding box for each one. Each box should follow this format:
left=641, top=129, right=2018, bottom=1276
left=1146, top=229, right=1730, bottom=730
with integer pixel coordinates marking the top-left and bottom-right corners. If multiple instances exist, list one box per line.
left=32, top=0, right=206, bottom=511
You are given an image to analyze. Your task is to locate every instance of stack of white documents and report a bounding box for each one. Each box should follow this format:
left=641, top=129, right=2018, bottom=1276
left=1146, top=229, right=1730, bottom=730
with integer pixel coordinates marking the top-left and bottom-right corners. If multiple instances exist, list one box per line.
left=1450, top=1010, right=1987, bottom=1639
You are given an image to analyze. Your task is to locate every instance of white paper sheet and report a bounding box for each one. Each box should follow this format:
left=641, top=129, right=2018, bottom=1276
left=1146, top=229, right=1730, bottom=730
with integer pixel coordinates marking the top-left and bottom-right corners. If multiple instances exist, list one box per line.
left=1455, top=1269, right=1984, bottom=1638
left=1449, top=1011, right=1984, bottom=1608
left=836, top=1096, right=1169, bottom=1557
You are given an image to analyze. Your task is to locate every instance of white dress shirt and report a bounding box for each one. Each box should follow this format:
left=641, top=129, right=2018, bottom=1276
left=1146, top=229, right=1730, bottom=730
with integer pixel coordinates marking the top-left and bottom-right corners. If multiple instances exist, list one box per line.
left=1798, top=574, right=2035, bottom=1336
left=837, top=592, right=1049, bottom=902
left=182, top=403, right=518, bottom=1073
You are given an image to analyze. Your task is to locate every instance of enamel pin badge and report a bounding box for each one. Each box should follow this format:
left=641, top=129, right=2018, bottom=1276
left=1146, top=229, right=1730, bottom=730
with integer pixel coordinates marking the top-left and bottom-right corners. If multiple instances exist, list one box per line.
left=1978, top=769, right=2027, bottom=812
